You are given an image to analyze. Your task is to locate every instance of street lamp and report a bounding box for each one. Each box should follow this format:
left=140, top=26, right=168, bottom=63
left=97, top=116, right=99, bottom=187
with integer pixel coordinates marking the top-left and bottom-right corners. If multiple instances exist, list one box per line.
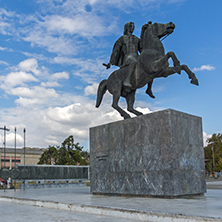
left=14, top=127, right=16, bottom=168
left=211, top=146, right=215, bottom=170
left=23, top=128, right=26, bottom=166
left=0, top=126, right=10, bottom=168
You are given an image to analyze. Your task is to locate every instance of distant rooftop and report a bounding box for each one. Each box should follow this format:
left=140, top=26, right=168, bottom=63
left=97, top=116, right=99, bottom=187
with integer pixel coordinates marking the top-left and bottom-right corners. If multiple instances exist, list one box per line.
left=0, top=147, right=47, bottom=154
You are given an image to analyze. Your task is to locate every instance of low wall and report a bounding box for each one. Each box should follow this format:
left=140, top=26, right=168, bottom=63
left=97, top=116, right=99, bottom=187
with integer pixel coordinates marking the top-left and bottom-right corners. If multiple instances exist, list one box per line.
left=20, top=181, right=86, bottom=189
left=0, top=165, right=89, bottom=181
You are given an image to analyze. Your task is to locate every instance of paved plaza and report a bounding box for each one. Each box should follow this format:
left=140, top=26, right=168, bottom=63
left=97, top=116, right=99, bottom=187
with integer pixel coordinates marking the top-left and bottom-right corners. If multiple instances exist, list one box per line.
left=0, top=180, right=222, bottom=221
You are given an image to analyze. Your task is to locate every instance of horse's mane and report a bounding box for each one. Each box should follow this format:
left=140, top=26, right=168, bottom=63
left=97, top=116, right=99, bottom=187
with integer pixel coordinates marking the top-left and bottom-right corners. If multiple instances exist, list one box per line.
left=140, top=22, right=151, bottom=51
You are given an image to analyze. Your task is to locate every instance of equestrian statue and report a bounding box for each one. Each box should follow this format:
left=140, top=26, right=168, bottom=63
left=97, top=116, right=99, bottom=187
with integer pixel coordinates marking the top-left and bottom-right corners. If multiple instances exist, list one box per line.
left=96, top=21, right=199, bottom=119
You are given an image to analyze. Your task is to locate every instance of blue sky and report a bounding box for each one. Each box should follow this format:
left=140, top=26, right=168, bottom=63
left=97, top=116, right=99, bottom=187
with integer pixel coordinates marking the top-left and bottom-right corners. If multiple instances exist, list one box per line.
left=0, top=0, right=221, bottom=149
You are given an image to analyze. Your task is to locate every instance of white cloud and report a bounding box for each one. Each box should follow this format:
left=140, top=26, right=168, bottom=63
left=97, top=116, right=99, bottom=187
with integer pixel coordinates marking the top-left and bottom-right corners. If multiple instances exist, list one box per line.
left=0, top=132, right=24, bottom=148
left=14, top=97, right=44, bottom=106
left=203, top=132, right=212, bottom=147
left=50, top=71, right=69, bottom=80
left=0, top=9, right=15, bottom=35
left=0, top=0, right=185, bottom=57
left=17, top=58, right=49, bottom=78
left=23, top=31, right=78, bottom=55
left=72, top=58, right=110, bottom=84
left=40, top=72, right=69, bottom=88
left=36, top=0, right=183, bottom=14
left=0, top=60, right=9, bottom=66
left=10, top=86, right=58, bottom=100
left=0, top=86, right=160, bottom=149
left=52, top=56, right=79, bottom=65
left=135, top=107, right=151, bottom=115
left=22, top=52, right=48, bottom=61
left=44, top=135, right=59, bottom=146
left=44, top=15, right=106, bottom=37
left=0, top=59, right=70, bottom=103
left=193, top=65, right=215, bottom=72
left=0, top=21, right=10, bottom=35
left=0, top=46, right=13, bottom=52
left=0, top=8, right=15, bottom=17
left=0, top=46, right=8, bottom=51
left=53, top=56, right=108, bottom=84
left=84, top=83, right=98, bottom=95
left=0, top=2, right=118, bottom=56
left=18, top=58, right=40, bottom=75
left=42, top=102, right=123, bottom=142
left=0, top=71, right=39, bottom=90
left=0, top=90, right=135, bottom=148
left=41, top=82, right=61, bottom=88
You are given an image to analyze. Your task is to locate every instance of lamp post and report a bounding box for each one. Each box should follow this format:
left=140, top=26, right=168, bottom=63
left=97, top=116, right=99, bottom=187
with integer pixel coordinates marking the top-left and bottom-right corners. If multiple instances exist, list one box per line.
left=0, top=126, right=10, bottom=192
left=211, top=146, right=215, bottom=170
left=14, top=127, right=17, bottom=191
left=0, top=126, right=10, bottom=168
left=14, top=127, right=16, bottom=167
left=23, top=128, right=26, bottom=191
left=23, top=128, right=26, bottom=166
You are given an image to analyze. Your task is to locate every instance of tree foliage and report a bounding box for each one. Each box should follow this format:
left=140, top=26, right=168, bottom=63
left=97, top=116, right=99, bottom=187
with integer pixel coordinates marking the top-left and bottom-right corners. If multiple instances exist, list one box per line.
left=204, top=133, right=222, bottom=172
left=38, top=135, right=89, bottom=165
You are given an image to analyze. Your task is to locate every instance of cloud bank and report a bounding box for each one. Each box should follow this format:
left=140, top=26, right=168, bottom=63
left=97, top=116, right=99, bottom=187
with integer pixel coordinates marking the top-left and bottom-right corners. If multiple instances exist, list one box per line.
left=193, top=65, right=215, bottom=72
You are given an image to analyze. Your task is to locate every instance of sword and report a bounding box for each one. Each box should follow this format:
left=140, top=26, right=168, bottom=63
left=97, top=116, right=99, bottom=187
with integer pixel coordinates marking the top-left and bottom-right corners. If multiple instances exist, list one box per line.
left=103, top=63, right=110, bottom=69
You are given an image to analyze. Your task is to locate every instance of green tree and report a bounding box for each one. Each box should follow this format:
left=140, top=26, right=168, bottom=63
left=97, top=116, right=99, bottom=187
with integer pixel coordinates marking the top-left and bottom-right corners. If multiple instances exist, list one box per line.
left=218, top=158, right=222, bottom=171
left=38, top=145, right=59, bottom=165
left=204, top=133, right=222, bottom=172
left=61, top=135, right=82, bottom=151
left=38, top=135, right=89, bottom=165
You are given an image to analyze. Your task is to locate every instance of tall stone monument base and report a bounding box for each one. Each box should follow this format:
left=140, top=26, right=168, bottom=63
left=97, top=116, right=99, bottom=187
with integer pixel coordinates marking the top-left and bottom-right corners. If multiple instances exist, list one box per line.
left=90, top=109, right=206, bottom=197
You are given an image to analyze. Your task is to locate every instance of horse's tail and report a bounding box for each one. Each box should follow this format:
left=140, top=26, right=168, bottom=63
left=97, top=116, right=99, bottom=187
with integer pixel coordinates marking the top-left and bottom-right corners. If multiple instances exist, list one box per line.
left=96, top=79, right=108, bottom=108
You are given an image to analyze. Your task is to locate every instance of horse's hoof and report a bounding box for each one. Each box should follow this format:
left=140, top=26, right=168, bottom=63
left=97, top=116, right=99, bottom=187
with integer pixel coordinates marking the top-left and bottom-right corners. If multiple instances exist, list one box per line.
left=147, top=92, right=155, bottom=98
left=191, top=78, right=199, bottom=86
left=146, top=90, right=155, bottom=98
left=123, top=114, right=131, bottom=119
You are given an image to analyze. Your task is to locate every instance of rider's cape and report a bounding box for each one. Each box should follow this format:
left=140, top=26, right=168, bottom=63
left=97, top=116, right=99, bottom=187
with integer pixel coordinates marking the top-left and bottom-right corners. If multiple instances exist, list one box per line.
left=109, top=35, right=140, bottom=67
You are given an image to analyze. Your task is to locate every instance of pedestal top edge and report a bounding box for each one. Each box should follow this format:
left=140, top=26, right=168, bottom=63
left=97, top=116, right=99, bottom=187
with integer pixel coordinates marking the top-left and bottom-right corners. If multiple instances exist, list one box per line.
left=90, top=108, right=202, bottom=130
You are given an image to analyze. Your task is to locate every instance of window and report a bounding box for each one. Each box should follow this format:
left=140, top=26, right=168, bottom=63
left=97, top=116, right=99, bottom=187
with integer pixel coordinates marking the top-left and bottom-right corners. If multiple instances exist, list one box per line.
left=12, top=160, right=21, bottom=163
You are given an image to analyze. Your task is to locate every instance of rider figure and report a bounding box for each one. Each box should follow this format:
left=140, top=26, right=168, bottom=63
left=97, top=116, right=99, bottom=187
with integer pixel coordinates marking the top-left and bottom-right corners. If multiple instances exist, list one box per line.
left=105, top=22, right=140, bottom=90
left=105, top=22, right=155, bottom=98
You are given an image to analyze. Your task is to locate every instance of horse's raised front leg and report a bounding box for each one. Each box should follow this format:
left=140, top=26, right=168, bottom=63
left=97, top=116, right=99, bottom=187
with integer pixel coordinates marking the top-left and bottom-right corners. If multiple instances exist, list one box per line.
left=181, top=64, right=199, bottom=85
left=157, top=66, right=199, bottom=86
left=125, top=90, right=143, bottom=116
left=112, top=89, right=131, bottom=119
left=155, top=67, right=179, bottom=78
left=151, top=51, right=181, bottom=74
left=167, top=51, right=180, bottom=71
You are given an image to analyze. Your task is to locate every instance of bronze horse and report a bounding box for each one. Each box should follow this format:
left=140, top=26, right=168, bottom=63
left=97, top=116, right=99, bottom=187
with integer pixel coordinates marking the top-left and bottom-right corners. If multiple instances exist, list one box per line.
left=96, top=21, right=198, bottom=119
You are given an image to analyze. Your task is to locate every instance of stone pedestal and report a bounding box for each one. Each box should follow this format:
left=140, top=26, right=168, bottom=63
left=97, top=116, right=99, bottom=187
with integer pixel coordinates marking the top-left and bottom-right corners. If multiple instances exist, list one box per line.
left=90, top=109, right=206, bottom=197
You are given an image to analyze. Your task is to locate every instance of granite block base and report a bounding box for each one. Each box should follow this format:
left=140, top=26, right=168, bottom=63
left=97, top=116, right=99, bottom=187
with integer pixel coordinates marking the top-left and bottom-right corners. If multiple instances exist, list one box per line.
left=90, top=109, right=206, bottom=197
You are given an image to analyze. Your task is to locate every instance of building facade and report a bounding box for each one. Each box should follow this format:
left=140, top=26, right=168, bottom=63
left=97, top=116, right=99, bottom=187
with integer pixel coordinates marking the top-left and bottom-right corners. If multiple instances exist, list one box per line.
left=0, top=147, right=46, bottom=169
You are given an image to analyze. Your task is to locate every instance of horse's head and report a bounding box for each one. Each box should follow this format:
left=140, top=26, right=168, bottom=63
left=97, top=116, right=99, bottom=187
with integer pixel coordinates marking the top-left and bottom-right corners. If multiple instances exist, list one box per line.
left=141, top=21, right=175, bottom=49
left=151, top=21, right=175, bottom=39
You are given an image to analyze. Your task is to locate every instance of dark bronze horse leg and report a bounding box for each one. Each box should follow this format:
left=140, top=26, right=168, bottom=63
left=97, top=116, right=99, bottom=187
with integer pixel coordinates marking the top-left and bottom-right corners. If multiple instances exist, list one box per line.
left=125, top=90, right=143, bottom=116
left=151, top=51, right=180, bottom=73
left=158, top=67, right=180, bottom=78
left=145, top=80, right=155, bottom=98
left=158, top=66, right=199, bottom=86
left=181, top=64, right=199, bottom=85
left=112, top=84, right=131, bottom=119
